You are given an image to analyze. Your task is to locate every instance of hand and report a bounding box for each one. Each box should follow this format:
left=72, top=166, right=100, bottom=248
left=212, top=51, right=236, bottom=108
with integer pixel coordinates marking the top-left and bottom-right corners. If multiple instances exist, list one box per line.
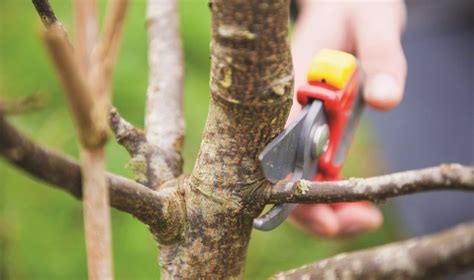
left=289, top=0, right=407, bottom=237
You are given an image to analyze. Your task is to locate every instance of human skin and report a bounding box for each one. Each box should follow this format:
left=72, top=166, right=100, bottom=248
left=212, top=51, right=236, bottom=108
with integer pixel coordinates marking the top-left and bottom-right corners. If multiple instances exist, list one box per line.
left=290, top=0, right=407, bottom=237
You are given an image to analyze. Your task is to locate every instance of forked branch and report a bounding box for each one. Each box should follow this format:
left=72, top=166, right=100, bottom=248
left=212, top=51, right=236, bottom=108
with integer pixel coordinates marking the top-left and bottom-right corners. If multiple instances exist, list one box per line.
left=36, top=1, right=113, bottom=278
left=109, top=108, right=174, bottom=189
left=273, top=221, right=474, bottom=279
left=91, top=0, right=129, bottom=98
left=72, top=1, right=122, bottom=278
left=43, top=24, right=107, bottom=148
left=263, top=164, right=474, bottom=204
left=0, top=114, right=172, bottom=227
left=74, top=0, right=98, bottom=71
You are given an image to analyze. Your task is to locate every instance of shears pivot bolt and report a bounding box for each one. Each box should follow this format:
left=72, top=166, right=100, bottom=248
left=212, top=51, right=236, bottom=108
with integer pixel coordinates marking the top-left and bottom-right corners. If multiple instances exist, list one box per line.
left=311, top=124, right=329, bottom=159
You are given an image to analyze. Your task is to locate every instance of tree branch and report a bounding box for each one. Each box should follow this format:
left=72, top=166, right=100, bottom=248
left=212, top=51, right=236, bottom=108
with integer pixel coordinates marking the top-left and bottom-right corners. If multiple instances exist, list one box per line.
left=272, top=221, right=474, bottom=279
left=145, top=0, right=185, bottom=177
left=32, top=0, right=58, bottom=27
left=72, top=2, right=115, bottom=278
left=43, top=24, right=107, bottom=149
left=74, top=0, right=98, bottom=71
left=263, top=165, right=474, bottom=204
left=152, top=2, right=294, bottom=278
left=32, top=0, right=71, bottom=46
left=0, top=114, right=177, bottom=228
left=94, top=0, right=129, bottom=95
left=109, top=108, right=174, bottom=189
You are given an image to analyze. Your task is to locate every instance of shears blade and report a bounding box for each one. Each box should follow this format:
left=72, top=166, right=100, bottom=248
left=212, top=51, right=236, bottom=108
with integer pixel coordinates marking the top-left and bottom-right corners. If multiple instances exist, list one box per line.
left=258, top=107, right=309, bottom=183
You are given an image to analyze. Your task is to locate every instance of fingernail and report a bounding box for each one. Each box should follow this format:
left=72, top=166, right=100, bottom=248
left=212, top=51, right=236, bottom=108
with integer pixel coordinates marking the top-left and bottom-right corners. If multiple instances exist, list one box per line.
left=366, top=73, right=399, bottom=102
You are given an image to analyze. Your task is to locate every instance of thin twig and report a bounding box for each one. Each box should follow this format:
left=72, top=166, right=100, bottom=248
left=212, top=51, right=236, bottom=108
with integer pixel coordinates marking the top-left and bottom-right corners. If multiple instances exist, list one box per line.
left=74, top=1, right=114, bottom=278
left=1, top=114, right=185, bottom=242
left=32, top=0, right=58, bottom=27
left=94, top=0, right=129, bottom=94
left=0, top=115, right=163, bottom=225
left=145, top=0, right=185, bottom=177
left=74, top=0, right=98, bottom=71
left=272, top=221, right=474, bottom=279
left=264, top=165, right=474, bottom=204
left=32, top=0, right=70, bottom=44
left=34, top=1, right=113, bottom=276
left=80, top=149, right=113, bottom=280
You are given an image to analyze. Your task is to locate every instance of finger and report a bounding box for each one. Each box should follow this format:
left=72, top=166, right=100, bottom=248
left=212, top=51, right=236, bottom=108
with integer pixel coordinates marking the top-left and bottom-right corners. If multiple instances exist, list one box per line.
left=289, top=2, right=350, bottom=124
left=351, top=1, right=407, bottom=110
left=293, top=2, right=350, bottom=86
left=291, top=204, right=340, bottom=237
left=332, top=202, right=383, bottom=236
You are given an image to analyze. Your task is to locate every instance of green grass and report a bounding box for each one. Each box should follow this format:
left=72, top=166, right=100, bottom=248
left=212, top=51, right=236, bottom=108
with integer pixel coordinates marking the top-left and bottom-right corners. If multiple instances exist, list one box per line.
left=0, top=1, right=400, bottom=279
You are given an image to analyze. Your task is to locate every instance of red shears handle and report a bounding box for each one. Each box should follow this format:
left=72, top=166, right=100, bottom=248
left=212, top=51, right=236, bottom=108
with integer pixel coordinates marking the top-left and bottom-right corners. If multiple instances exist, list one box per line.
left=297, top=50, right=365, bottom=184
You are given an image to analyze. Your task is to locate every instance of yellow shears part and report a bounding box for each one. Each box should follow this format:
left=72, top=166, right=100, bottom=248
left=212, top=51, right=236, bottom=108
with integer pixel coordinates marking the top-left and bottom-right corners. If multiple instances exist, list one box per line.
left=307, top=49, right=356, bottom=90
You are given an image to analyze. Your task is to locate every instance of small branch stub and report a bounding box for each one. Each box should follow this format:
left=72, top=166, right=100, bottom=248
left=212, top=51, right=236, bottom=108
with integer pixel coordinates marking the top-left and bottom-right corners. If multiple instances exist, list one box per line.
left=109, top=108, right=174, bottom=189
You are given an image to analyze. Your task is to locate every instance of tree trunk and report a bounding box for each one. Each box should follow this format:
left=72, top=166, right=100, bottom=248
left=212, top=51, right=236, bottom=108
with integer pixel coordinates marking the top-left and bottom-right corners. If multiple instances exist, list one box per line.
left=157, top=0, right=293, bottom=278
left=2, top=1, right=471, bottom=279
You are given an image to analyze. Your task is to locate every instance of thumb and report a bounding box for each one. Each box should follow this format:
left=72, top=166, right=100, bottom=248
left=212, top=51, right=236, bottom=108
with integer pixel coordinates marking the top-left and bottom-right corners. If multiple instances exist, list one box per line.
left=351, top=2, right=407, bottom=110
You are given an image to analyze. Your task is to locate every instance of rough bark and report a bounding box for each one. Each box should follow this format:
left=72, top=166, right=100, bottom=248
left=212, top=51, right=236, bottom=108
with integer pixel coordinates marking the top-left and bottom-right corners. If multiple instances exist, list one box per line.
left=3, top=1, right=470, bottom=279
left=273, top=221, right=474, bottom=280
left=155, top=0, right=294, bottom=278
left=109, top=108, right=174, bottom=189
left=0, top=114, right=184, bottom=233
left=4, top=108, right=474, bottom=278
left=264, top=164, right=474, bottom=204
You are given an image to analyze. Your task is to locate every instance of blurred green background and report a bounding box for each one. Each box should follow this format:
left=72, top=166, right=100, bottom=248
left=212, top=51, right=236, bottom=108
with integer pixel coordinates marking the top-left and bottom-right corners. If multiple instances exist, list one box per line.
left=0, top=1, right=401, bottom=279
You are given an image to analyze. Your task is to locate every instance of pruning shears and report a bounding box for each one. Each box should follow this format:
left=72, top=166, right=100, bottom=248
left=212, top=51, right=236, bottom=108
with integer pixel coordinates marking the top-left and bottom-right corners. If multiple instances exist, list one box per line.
left=254, top=49, right=365, bottom=231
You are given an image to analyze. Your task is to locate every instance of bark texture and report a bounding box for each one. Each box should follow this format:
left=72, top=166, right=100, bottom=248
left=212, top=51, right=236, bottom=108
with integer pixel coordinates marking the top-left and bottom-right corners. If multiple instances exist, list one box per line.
left=264, top=164, right=474, bottom=204
left=109, top=108, right=174, bottom=189
left=273, top=221, right=474, bottom=280
left=4, top=108, right=474, bottom=278
left=156, top=0, right=294, bottom=278
left=0, top=1, right=471, bottom=279
left=0, top=115, right=183, bottom=232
